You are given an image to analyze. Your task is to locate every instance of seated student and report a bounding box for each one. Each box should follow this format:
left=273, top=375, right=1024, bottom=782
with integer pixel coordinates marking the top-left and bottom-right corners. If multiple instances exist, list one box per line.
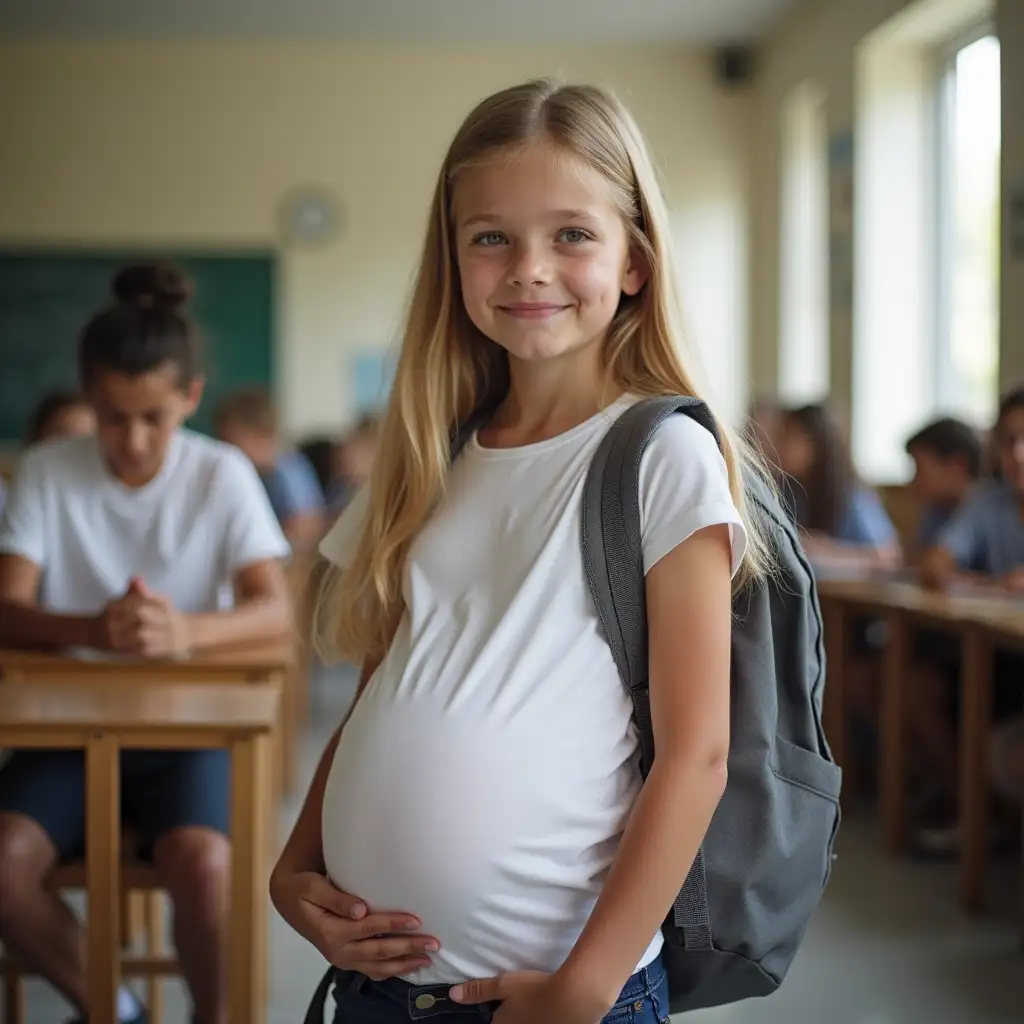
left=27, top=389, right=96, bottom=445
left=904, top=416, right=982, bottom=556
left=0, top=262, right=291, bottom=1024
left=777, top=403, right=901, bottom=570
left=215, top=388, right=326, bottom=550
left=911, top=386, right=1024, bottom=850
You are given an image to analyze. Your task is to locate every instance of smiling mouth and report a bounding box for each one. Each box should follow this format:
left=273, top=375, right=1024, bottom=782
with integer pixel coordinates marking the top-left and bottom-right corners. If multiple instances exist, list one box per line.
left=497, top=304, right=571, bottom=319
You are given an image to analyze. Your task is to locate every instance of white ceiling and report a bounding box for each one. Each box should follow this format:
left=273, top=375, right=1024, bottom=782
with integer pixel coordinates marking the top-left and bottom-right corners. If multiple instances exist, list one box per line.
left=0, top=0, right=797, bottom=45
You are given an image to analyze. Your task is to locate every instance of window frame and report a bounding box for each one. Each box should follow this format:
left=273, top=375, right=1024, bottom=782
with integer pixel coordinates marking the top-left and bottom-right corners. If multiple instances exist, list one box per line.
left=932, top=21, right=999, bottom=417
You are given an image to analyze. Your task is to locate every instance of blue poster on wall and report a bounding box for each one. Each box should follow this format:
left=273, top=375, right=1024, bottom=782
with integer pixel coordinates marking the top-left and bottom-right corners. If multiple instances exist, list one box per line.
left=351, top=351, right=396, bottom=415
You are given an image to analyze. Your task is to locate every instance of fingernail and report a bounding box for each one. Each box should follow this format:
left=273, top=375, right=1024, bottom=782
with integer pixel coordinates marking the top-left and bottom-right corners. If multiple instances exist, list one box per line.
left=425, top=941, right=439, bottom=952
left=449, top=985, right=463, bottom=1001
left=350, top=903, right=367, bottom=919
left=405, top=919, right=421, bottom=930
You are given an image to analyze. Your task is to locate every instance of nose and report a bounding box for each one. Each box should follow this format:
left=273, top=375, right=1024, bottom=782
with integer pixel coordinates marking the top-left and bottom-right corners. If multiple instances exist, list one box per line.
left=507, top=239, right=552, bottom=288
left=125, top=422, right=148, bottom=459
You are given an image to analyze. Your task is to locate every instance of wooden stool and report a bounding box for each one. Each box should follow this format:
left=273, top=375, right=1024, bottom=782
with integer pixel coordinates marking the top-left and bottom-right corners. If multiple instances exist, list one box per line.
left=0, top=858, right=176, bottom=1024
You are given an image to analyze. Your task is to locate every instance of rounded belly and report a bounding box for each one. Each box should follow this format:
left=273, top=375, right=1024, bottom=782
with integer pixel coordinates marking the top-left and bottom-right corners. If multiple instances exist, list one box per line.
left=320, top=693, right=633, bottom=982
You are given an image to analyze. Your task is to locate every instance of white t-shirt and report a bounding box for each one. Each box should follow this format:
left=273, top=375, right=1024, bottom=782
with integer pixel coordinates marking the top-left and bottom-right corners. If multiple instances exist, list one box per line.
left=0, top=430, right=290, bottom=614
left=319, top=395, right=747, bottom=985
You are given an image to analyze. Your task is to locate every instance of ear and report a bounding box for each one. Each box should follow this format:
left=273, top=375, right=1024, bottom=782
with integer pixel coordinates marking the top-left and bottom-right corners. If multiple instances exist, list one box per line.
left=621, top=245, right=649, bottom=297
left=184, top=376, right=205, bottom=417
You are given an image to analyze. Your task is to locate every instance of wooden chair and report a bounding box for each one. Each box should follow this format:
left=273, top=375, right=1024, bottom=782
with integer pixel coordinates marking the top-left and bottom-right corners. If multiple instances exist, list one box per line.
left=0, top=841, right=176, bottom=1024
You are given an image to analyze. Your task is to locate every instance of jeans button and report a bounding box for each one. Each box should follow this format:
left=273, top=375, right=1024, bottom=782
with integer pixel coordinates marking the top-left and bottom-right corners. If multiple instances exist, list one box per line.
left=415, top=994, right=437, bottom=1010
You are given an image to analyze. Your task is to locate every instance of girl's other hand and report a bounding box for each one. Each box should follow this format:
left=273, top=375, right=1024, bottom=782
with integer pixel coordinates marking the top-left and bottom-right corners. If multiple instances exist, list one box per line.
left=451, top=970, right=610, bottom=1024
left=269, top=869, right=438, bottom=980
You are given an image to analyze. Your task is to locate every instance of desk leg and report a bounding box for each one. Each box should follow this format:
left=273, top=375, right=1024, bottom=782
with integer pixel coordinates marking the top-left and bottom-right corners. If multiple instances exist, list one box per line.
left=960, top=625, right=991, bottom=914
left=881, top=609, right=909, bottom=853
left=86, top=734, right=121, bottom=1024
left=229, top=733, right=270, bottom=1024
left=822, top=599, right=848, bottom=775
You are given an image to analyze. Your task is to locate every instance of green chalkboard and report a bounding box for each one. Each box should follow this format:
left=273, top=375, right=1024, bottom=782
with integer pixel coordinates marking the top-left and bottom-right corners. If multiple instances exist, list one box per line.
left=0, top=251, right=275, bottom=442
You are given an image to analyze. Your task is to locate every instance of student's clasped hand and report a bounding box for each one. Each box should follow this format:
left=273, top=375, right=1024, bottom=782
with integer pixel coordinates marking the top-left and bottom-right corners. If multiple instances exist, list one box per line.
left=451, top=969, right=612, bottom=1024
left=98, top=576, right=194, bottom=658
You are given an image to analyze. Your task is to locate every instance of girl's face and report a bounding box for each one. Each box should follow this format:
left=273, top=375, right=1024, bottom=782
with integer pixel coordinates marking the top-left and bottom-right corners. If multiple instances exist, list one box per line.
left=777, top=418, right=816, bottom=479
left=453, top=143, right=646, bottom=368
left=88, top=363, right=202, bottom=487
left=996, top=406, right=1024, bottom=494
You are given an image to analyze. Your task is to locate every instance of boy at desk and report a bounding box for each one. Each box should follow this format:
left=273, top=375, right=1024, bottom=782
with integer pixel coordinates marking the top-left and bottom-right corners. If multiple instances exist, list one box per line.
left=911, top=387, right=1024, bottom=853
left=0, top=263, right=291, bottom=1024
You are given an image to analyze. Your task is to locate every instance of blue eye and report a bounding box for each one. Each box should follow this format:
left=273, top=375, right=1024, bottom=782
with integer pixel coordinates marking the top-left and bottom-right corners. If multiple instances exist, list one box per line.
left=557, top=228, right=593, bottom=244
left=472, top=231, right=507, bottom=246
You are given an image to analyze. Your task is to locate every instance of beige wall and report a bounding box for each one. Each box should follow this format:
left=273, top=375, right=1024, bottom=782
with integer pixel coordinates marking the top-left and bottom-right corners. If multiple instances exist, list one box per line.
left=0, top=41, right=754, bottom=435
left=752, top=0, right=1015, bottom=434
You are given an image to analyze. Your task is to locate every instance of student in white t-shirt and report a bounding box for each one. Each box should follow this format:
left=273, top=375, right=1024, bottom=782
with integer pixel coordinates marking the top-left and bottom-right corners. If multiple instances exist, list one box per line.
left=0, top=262, right=291, bottom=1024
left=271, top=80, right=771, bottom=1024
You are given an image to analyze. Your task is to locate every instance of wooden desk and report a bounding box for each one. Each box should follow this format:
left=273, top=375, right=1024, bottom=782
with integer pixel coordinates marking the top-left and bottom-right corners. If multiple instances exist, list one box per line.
left=819, top=577, right=1022, bottom=913
left=0, top=639, right=296, bottom=796
left=0, top=682, right=278, bottom=1024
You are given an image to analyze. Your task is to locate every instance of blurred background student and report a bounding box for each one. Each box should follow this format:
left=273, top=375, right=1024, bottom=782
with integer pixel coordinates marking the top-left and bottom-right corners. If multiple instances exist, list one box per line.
left=907, top=386, right=1024, bottom=852
left=776, top=403, right=901, bottom=571
left=215, top=387, right=327, bottom=550
left=26, top=390, right=95, bottom=446
left=0, top=261, right=291, bottom=1024
left=904, top=416, right=983, bottom=558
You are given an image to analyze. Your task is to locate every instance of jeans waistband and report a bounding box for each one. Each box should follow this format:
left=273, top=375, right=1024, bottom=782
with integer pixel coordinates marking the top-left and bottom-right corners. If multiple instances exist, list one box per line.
left=304, top=956, right=666, bottom=1022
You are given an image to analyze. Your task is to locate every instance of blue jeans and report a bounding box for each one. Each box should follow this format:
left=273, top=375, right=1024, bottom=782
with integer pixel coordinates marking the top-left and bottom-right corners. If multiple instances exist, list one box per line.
left=325, top=954, right=669, bottom=1023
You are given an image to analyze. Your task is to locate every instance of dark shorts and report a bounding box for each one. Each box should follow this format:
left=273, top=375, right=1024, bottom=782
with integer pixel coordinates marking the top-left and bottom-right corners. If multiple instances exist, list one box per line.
left=0, top=748, right=231, bottom=860
left=323, top=955, right=669, bottom=1024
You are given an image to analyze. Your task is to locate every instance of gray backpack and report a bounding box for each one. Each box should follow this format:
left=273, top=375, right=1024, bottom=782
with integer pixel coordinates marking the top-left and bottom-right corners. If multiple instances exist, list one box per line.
left=582, top=395, right=841, bottom=1013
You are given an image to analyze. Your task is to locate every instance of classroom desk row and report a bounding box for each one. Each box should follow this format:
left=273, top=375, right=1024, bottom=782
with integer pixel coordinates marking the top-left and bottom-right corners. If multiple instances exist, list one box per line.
left=818, top=577, right=1024, bottom=915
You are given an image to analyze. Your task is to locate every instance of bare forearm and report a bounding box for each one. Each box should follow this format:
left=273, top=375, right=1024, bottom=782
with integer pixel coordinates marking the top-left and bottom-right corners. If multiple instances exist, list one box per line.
left=187, top=594, right=291, bottom=651
left=560, top=757, right=728, bottom=1005
left=0, top=599, right=96, bottom=651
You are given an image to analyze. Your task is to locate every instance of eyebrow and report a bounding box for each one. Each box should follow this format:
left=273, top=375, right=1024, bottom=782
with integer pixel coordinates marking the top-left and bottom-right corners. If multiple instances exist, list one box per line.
left=460, top=209, right=600, bottom=228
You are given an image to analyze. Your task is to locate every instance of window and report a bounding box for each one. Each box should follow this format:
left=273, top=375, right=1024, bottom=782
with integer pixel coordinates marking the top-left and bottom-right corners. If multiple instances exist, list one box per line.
left=778, top=80, right=829, bottom=405
left=935, top=32, right=1001, bottom=424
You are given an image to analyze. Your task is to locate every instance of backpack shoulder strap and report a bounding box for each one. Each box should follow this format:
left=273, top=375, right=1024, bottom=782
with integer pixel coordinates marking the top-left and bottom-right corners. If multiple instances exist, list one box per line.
left=581, top=394, right=721, bottom=704
left=582, top=395, right=720, bottom=951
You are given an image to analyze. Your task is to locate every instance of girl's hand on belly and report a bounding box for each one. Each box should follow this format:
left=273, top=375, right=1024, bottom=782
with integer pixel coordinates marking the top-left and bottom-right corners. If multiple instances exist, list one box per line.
left=450, top=970, right=612, bottom=1024
left=269, top=869, right=440, bottom=980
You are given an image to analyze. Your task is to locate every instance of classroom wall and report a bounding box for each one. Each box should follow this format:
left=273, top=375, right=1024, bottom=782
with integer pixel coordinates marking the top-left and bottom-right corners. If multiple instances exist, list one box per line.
left=0, top=41, right=753, bottom=436
left=751, top=0, right=1017, bottom=430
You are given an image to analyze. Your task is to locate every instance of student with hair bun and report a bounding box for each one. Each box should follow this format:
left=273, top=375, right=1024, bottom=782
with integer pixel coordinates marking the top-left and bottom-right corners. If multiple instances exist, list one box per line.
left=0, top=262, right=291, bottom=1024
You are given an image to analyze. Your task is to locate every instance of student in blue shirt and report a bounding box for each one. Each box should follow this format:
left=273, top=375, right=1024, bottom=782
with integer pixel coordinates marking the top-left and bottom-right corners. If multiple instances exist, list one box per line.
left=904, top=416, right=982, bottom=557
left=909, top=386, right=1024, bottom=852
left=777, top=403, right=900, bottom=571
left=215, top=388, right=327, bottom=551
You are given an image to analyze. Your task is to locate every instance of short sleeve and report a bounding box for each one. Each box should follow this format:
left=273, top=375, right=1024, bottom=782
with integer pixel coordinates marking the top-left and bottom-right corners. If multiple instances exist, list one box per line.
left=265, top=452, right=326, bottom=521
left=834, top=489, right=898, bottom=547
left=319, top=486, right=369, bottom=571
left=0, top=451, right=48, bottom=568
left=639, top=415, right=748, bottom=578
left=216, top=450, right=291, bottom=576
left=936, top=492, right=986, bottom=571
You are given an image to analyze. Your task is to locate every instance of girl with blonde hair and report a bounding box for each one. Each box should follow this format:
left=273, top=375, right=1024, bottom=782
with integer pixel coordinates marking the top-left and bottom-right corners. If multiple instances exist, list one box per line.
left=274, top=79, right=770, bottom=1024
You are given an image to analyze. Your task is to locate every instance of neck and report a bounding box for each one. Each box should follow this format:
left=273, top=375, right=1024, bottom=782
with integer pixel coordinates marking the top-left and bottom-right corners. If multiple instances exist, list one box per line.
left=492, top=341, right=620, bottom=442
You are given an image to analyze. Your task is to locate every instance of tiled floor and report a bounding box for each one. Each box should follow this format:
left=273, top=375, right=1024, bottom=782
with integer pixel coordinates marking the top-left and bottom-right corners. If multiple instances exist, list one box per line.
left=11, top=663, right=1023, bottom=1023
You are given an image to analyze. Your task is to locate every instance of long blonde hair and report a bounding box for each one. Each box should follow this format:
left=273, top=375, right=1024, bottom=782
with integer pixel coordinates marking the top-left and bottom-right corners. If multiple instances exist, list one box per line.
left=318, top=79, right=773, bottom=664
